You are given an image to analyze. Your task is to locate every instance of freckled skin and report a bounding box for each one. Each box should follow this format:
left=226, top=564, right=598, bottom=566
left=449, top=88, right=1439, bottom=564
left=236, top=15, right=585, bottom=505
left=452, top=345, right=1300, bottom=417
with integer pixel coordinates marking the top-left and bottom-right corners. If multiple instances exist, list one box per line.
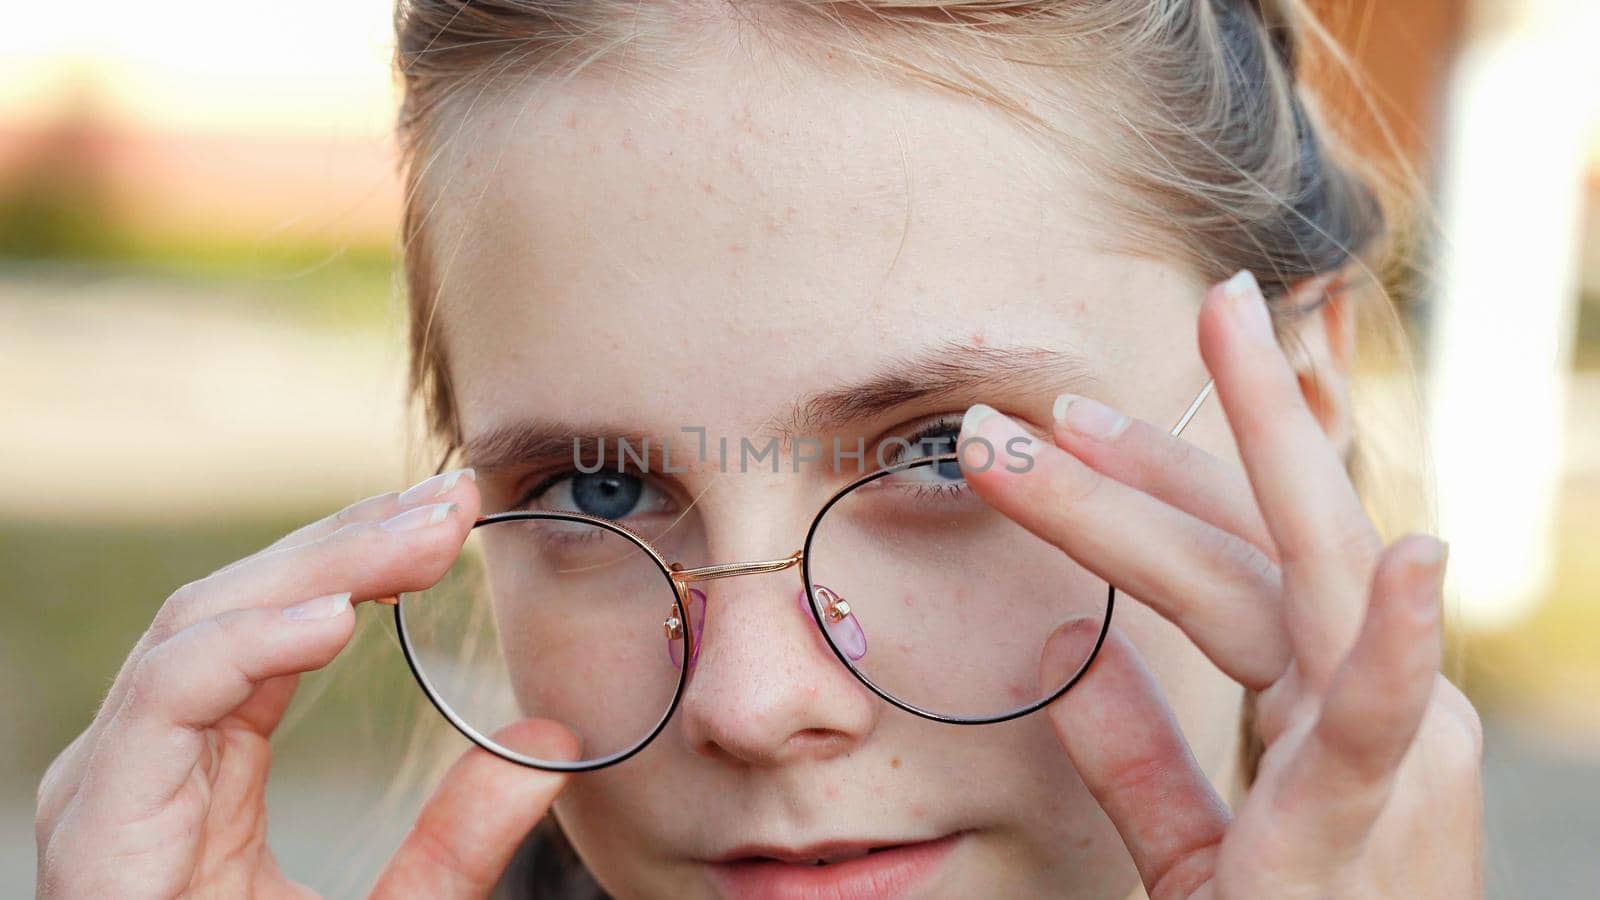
left=430, top=48, right=1242, bottom=900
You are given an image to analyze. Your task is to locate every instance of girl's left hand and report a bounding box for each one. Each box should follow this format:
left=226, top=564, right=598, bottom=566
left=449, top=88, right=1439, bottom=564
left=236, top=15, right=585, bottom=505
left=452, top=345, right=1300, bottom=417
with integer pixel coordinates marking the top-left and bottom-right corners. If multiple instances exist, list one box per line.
left=959, top=270, right=1483, bottom=899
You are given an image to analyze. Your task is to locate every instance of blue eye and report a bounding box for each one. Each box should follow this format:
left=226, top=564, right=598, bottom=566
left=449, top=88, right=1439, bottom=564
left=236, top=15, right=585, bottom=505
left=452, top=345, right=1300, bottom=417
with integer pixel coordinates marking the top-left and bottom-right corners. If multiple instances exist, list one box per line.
left=886, top=423, right=965, bottom=483
left=571, top=473, right=643, bottom=518
left=526, top=471, right=671, bottom=521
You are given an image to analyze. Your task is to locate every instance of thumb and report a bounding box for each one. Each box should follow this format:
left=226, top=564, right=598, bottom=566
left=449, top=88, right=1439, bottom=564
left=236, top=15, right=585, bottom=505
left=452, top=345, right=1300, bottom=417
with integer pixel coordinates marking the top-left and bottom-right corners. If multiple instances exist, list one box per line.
left=1040, top=620, right=1230, bottom=898
left=372, top=720, right=579, bottom=899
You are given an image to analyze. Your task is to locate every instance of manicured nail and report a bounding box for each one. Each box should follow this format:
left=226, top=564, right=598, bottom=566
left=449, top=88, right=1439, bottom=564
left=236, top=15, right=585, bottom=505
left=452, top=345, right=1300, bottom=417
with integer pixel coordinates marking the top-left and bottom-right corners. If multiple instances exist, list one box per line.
left=961, top=403, right=997, bottom=436
left=283, top=591, right=352, bottom=621
left=1052, top=393, right=1129, bottom=441
left=1222, top=270, right=1274, bottom=343
left=1414, top=536, right=1447, bottom=568
left=1403, top=537, right=1448, bottom=618
left=960, top=403, right=1032, bottom=471
left=398, top=468, right=475, bottom=506
left=380, top=502, right=457, bottom=532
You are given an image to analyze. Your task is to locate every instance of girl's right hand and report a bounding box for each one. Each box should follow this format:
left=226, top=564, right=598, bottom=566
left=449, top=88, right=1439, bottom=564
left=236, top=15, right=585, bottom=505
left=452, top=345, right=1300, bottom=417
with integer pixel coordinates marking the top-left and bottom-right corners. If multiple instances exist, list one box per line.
left=34, top=470, right=576, bottom=899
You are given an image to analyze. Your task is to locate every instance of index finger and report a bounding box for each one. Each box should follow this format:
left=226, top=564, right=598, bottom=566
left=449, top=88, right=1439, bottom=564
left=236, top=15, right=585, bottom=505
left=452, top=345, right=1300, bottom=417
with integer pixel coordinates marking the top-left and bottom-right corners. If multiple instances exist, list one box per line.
left=214, top=468, right=477, bottom=577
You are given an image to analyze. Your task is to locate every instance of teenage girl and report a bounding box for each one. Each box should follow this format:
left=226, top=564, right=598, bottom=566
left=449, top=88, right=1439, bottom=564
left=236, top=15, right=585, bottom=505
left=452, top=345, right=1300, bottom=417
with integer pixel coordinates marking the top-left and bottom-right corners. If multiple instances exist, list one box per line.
left=36, top=2, right=1482, bottom=897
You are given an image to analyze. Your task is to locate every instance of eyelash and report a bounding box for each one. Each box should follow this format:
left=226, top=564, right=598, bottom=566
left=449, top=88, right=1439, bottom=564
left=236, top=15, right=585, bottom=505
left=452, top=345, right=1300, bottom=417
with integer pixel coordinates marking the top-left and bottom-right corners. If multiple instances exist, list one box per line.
left=515, top=470, right=578, bottom=510
left=896, top=416, right=965, bottom=460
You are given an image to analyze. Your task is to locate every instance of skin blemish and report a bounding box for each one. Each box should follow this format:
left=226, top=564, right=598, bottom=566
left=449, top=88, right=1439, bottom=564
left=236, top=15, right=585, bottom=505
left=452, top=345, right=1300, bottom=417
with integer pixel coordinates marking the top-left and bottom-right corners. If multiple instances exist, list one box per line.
left=702, top=181, right=716, bottom=194
left=728, top=243, right=744, bottom=254
left=890, top=756, right=902, bottom=769
left=566, top=111, right=580, bottom=129
left=903, top=593, right=916, bottom=608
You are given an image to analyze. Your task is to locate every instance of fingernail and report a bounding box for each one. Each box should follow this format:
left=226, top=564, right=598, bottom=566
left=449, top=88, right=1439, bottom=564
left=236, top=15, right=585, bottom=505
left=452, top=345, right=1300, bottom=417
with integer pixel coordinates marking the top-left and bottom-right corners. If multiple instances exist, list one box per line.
left=398, top=468, right=475, bottom=506
left=1052, top=393, right=1129, bottom=441
left=961, top=403, right=997, bottom=436
left=1222, top=270, right=1274, bottom=343
left=1412, top=538, right=1448, bottom=615
left=960, top=403, right=1031, bottom=471
left=283, top=591, right=352, bottom=621
left=380, top=501, right=457, bottom=532
left=1414, top=536, right=1448, bottom=568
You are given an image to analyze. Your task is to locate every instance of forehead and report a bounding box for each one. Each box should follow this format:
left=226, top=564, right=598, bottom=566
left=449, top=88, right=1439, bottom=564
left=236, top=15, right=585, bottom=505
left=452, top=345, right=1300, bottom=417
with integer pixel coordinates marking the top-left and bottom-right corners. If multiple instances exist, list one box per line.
left=423, top=53, right=1201, bottom=438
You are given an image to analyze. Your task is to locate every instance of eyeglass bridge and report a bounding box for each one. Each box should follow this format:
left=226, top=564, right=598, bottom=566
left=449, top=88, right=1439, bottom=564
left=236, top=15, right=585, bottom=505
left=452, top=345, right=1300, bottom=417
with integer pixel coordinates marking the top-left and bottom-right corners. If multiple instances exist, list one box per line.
left=659, top=550, right=856, bottom=637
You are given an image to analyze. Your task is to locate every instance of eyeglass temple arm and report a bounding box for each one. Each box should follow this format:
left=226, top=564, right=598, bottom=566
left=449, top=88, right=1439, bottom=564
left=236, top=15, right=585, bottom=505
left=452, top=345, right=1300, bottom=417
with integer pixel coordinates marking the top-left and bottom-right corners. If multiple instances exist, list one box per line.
left=1170, top=379, right=1215, bottom=437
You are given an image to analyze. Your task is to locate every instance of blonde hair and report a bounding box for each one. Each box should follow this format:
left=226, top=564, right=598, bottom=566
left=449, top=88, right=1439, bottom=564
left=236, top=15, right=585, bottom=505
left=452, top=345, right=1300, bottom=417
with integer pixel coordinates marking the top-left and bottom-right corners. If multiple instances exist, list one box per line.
left=387, top=1, right=1417, bottom=893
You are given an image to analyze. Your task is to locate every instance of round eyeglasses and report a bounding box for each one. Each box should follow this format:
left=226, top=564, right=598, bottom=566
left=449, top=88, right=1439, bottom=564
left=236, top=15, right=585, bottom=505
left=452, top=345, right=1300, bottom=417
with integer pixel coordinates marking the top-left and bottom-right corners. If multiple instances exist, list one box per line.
left=390, top=382, right=1213, bottom=771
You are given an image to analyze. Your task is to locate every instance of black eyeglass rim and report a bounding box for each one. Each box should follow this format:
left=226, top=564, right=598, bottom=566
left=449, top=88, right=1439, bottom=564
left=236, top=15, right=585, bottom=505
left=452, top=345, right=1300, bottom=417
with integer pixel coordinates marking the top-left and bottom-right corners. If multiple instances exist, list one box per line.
left=393, top=511, right=690, bottom=773
left=799, top=454, right=1116, bottom=726
left=394, top=453, right=1116, bottom=770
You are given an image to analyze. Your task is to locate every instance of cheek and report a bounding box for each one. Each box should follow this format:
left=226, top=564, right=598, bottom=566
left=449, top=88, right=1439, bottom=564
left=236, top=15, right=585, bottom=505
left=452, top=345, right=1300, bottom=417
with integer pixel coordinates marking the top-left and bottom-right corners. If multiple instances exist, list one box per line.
left=551, top=759, right=687, bottom=893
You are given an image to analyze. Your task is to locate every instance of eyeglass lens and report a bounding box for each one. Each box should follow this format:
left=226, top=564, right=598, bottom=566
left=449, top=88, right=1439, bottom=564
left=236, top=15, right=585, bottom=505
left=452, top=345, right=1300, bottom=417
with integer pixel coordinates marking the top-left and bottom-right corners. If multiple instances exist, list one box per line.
left=398, top=459, right=1111, bottom=770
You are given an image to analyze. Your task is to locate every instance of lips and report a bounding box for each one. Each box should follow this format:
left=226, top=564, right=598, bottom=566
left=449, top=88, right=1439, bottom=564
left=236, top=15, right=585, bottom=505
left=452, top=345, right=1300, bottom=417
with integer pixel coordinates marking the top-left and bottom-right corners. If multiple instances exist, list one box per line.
left=707, top=833, right=963, bottom=900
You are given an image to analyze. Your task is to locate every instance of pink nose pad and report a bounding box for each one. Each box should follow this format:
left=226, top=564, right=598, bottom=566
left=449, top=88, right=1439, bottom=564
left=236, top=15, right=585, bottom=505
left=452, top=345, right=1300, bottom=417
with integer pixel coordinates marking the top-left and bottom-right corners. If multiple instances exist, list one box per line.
left=667, top=588, right=707, bottom=670
left=803, top=584, right=867, bottom=661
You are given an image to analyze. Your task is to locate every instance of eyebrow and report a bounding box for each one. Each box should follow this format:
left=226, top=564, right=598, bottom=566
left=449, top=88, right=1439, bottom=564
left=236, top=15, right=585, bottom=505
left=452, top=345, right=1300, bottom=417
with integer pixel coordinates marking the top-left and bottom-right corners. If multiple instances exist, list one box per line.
left=770, top=341, right=1095, bottom=438
left=461, top=341, right=1095, bottom=475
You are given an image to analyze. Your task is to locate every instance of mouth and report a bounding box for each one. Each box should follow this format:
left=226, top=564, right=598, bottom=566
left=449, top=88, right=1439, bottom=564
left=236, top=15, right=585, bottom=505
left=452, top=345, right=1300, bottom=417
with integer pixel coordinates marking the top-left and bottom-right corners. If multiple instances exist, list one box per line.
left=707, top=832, right=965, bottom=900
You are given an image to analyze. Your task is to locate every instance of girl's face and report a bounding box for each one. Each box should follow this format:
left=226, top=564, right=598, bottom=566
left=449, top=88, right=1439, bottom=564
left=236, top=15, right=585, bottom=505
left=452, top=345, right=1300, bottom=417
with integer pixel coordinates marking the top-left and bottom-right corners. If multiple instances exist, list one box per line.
left=429, top=56, right=1244, bottom=899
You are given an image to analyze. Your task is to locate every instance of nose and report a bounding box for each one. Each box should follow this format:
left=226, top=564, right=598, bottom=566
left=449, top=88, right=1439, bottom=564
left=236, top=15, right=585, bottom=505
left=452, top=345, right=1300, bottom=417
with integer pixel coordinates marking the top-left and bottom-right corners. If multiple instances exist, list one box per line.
left=676, top=579, right=879, bottom=767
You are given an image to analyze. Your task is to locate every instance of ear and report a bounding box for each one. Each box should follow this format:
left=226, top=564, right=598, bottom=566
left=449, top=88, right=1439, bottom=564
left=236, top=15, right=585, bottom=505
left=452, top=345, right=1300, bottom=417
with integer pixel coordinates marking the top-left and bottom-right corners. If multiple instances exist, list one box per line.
left=1282, top=273, right=1356, bottom=457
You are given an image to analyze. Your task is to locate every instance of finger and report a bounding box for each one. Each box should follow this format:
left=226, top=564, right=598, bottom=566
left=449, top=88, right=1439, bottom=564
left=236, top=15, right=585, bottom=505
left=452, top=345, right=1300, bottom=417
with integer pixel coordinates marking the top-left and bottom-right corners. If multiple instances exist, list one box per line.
left=214, top=468, right=477, bottom=579
left=40, top=474, right=478, bottom=845
left=1042, top=620, right=1230, bottom=899
left=1049, top=393, right=1276, bottom=558
left=149, top=490, right=477, bottom=642
left=1242, top=535, right=1445, bottom=881
left=372, top=721, right=576, bottom=899
left=75, top=593, right=358, bottom=822
left=1197, top=271, right=1380, bottom=686
left=35, top=730, right=95, bottom=836
left=83, top=490, right=473, bottom=749
left=961, top=406, right=1290, bottom=689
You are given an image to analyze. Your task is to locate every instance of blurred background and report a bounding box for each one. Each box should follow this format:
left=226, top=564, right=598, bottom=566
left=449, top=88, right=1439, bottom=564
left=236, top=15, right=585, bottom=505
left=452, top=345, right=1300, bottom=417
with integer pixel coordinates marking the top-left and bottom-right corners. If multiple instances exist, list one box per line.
left=1, top=1, right=1596, bottom=896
